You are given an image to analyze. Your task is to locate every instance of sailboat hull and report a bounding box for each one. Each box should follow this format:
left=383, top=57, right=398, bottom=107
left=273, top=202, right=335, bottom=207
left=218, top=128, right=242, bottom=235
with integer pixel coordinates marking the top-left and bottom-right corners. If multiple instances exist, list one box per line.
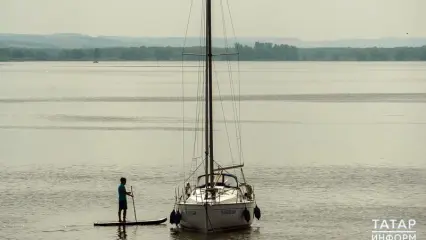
left=177, top=201, right=256, bottom=232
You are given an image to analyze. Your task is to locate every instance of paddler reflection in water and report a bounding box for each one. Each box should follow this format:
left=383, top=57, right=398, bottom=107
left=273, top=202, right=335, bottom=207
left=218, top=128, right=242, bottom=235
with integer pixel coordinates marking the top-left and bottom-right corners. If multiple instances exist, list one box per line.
left=117, top=226, right=127, bottom=240
left=118, top=177, right=133, bottom=222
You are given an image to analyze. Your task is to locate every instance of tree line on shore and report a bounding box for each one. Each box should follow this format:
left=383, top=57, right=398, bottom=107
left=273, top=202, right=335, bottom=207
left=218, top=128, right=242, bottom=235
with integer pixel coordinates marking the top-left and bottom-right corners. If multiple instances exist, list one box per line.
left=1, top=42, right=426, bottom=61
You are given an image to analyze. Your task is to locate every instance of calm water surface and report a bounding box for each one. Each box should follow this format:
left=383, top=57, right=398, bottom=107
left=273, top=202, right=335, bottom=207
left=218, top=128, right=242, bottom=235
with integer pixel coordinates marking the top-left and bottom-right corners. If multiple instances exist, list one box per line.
left=0, top=61, right=425, bottom=240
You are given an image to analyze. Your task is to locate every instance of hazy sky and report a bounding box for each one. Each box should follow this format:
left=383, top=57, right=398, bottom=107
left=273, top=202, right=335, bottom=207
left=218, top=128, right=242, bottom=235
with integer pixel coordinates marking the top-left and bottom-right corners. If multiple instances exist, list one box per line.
left=1, top=0, right=425, bottom=40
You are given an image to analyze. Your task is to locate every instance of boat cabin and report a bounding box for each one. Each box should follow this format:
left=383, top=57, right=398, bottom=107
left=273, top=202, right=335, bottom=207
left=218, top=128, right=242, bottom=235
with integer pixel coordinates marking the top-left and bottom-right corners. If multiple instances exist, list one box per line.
left=196, top=173, right=239, bottom=188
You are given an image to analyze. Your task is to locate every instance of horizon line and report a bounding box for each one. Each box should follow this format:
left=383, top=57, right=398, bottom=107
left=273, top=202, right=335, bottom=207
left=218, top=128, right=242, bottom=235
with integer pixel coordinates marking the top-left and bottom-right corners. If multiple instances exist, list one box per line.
left=1, top=32, right=425, bottom=42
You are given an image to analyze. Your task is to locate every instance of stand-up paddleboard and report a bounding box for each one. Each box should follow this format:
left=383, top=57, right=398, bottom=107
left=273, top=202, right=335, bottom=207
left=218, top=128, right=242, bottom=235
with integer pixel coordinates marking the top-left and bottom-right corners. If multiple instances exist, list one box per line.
left=95, top=186, right=167, bottom=226
left=94, top=217, right=167, bottom=226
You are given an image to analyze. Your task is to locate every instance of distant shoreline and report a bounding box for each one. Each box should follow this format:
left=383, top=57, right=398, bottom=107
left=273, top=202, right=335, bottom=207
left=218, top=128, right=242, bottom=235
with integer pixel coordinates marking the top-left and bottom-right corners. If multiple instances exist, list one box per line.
left=3, top=60, right=426, bottom=63
left=1, top=42, right=426, bottom=62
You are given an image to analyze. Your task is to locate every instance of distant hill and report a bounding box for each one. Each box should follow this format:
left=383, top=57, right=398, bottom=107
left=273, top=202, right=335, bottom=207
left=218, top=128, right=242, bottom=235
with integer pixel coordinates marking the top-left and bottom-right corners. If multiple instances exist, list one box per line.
left=0, top=33, right=425, bottom=49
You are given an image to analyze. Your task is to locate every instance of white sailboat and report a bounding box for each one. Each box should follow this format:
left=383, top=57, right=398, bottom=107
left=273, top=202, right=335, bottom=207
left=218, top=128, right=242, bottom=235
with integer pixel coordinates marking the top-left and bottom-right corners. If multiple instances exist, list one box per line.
left=169, top=0, right=261, bottom=233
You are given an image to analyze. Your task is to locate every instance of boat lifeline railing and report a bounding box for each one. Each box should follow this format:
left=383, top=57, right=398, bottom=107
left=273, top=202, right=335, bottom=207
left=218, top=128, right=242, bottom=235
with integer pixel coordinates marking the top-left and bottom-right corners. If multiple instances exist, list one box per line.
left=179, top=186, right=214, bottom=203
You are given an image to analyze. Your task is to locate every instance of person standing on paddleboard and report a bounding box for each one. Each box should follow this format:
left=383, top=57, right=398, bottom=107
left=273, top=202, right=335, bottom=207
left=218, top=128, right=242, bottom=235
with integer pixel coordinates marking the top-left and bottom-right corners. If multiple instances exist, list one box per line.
left=118, top=177, right=133, bottom=222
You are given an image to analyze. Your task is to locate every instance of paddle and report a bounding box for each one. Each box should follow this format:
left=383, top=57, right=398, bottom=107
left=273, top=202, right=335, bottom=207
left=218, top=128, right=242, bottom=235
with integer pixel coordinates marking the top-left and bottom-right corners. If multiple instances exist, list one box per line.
left=130, top=186, right=137, bottom=222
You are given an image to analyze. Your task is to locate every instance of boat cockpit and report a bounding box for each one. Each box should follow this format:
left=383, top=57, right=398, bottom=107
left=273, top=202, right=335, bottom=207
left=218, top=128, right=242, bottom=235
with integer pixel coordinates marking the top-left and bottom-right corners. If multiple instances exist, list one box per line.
left=195, top=173, right=239, bottom=188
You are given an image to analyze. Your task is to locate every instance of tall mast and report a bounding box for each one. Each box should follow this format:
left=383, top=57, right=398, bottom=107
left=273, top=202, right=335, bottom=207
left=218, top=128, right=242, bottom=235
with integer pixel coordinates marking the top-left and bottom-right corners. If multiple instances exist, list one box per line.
left=204, top=0, right=210, bottom=190
left=206, top=0, right=214, bottom=189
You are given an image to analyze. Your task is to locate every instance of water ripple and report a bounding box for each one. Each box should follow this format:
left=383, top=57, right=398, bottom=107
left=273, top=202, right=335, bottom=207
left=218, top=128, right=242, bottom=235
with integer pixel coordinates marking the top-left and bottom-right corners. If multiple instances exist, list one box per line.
left=0, top=125, right=202, bottom=131
left=0, top=92, right=425, bottom=104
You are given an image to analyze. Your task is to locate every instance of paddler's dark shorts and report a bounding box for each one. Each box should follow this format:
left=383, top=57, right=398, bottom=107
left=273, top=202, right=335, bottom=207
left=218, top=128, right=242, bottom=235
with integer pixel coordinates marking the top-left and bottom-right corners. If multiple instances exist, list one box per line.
left=119, top=200, right=127, bottom=210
